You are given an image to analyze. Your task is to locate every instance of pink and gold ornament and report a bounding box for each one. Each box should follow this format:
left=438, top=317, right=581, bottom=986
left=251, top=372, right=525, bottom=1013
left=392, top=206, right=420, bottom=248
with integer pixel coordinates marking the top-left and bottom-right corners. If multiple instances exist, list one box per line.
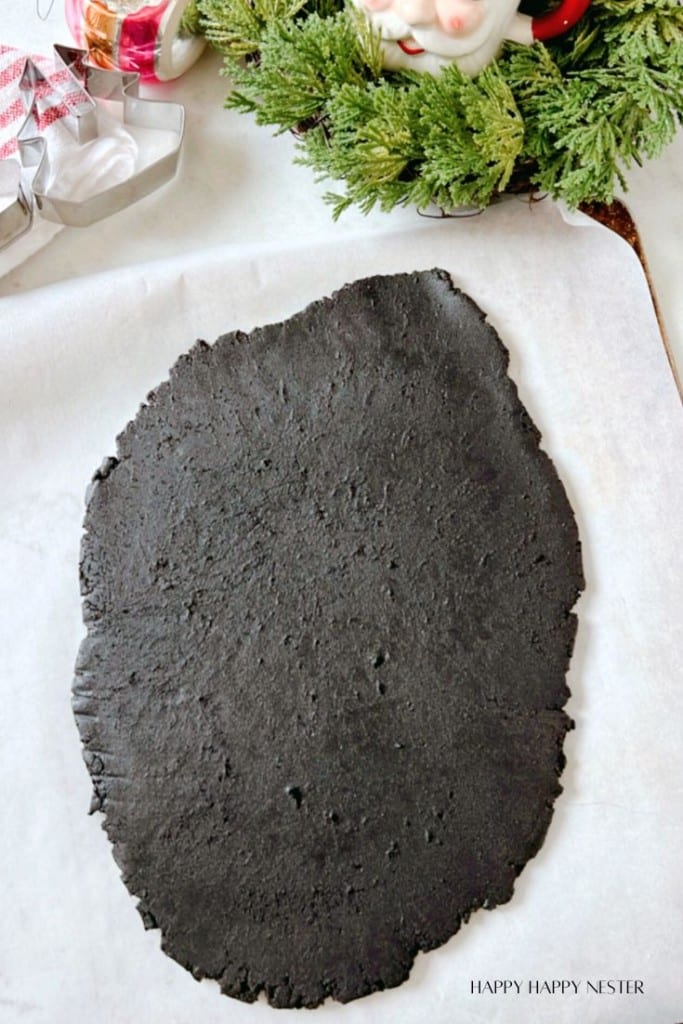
left=65, top=0, right=204, bottom=81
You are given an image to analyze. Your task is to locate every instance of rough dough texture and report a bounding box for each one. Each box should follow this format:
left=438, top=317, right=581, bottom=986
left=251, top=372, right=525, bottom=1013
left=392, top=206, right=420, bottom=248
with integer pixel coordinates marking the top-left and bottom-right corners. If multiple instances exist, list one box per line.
left=74, top=270, right=584, bottom=1008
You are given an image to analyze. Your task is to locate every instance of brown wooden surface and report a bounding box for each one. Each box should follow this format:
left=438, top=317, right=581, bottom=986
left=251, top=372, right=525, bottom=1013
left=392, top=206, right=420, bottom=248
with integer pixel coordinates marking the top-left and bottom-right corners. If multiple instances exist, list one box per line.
left=581, top=199, right=682, bottom=399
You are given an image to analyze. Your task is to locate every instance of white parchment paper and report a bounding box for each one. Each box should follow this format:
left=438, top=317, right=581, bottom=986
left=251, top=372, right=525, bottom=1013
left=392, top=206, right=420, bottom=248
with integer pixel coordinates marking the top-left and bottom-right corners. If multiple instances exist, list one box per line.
left=1, top=199, right=682, bottom=1024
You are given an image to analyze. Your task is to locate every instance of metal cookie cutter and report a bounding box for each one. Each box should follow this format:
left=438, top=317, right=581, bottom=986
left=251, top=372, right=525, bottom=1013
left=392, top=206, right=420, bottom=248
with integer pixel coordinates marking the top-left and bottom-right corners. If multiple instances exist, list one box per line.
left=0, top=43, right=184, bottom=251
left=0, top=161, right=34, bottom=249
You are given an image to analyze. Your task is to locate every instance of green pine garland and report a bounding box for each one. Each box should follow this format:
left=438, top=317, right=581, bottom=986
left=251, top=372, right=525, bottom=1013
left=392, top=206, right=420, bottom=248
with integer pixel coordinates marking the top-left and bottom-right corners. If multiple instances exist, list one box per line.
left=195, top=0, right=683, bottom=215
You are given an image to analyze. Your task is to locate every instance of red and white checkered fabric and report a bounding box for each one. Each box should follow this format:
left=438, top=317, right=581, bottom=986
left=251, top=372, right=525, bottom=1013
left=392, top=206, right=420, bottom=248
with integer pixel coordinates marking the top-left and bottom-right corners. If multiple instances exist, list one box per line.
left=0, top=44, right=84, bottom=161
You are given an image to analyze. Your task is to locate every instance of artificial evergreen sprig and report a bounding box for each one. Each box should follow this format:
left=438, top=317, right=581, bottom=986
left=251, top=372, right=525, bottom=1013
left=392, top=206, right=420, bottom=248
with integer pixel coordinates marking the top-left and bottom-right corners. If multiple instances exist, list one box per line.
left=200, top=0, right=310, bottom=56
left=196, top=0, right=683, bottom=214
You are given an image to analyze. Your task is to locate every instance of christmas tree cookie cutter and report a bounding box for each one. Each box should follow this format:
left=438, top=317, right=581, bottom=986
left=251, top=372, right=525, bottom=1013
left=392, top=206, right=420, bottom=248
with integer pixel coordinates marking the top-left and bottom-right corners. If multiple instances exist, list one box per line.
left=0, top=43, right=184, bottom=251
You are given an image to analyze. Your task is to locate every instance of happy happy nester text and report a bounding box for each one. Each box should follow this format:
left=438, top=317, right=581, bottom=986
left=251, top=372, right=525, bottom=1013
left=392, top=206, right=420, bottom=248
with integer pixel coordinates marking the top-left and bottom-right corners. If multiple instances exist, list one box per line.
left=470, top=979, right=644, bottom=996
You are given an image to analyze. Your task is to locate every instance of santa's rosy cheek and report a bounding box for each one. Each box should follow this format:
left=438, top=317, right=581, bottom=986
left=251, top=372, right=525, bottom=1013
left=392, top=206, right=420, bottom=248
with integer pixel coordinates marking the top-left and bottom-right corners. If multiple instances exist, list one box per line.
left=434, top=0, right=487, bottom=35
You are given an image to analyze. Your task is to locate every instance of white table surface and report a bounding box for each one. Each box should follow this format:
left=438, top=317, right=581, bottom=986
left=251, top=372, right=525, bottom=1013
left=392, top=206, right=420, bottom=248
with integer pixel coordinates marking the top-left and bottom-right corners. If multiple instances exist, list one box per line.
left=0, top=4, right=682, bottom=390
left=1, top=7, right=682, bottom=1024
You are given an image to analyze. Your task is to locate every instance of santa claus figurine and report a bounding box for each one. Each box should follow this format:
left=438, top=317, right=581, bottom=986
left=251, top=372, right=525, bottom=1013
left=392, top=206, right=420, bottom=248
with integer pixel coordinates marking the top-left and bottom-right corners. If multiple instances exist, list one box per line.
left=353, top=0, right=592, bottom=76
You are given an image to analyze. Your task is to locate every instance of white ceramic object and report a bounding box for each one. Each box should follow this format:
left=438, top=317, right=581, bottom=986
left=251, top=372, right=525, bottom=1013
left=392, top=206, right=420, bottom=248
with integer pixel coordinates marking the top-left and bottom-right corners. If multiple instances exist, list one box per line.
left=353, top=0, right=591, bottom=75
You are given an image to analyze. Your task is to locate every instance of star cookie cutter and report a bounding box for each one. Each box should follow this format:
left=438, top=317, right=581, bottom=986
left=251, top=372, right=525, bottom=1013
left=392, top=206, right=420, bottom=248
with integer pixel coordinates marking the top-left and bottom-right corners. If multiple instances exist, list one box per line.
left=0, top=43, right=184, bottom=251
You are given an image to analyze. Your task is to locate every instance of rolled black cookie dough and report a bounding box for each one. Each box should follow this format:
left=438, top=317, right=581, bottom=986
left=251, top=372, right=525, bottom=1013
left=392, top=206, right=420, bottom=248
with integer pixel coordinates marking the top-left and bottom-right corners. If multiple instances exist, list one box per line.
left=74, top=270, right=584, bottom=1009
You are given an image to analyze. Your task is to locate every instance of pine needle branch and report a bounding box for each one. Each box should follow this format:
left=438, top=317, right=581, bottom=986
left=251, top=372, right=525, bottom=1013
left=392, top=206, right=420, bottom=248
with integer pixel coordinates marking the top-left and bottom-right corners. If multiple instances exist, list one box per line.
left=196, top=0, right=683, bottom=213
